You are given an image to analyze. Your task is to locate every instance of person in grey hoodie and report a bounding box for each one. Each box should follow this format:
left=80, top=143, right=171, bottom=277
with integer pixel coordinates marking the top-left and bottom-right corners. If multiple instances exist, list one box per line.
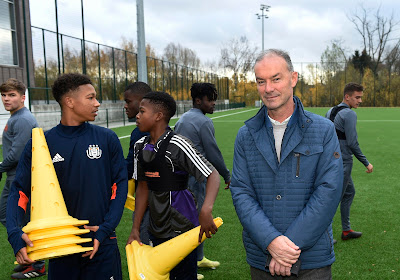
left=174, top=83, right=230, bottom=277
left=0, top=78, right=43, bottom=279
left=326, top=82, right=373, bottom=241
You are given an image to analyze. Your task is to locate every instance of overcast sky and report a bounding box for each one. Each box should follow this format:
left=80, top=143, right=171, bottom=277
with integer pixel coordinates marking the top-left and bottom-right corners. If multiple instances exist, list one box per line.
left=29, top=0, right=400, bottom=67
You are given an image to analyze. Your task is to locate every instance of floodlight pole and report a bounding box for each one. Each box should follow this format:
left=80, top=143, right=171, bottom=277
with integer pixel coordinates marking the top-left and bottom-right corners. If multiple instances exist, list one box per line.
left=137, top=0, right=148, bottom=83
left=255, top=4, right=270, bottom=52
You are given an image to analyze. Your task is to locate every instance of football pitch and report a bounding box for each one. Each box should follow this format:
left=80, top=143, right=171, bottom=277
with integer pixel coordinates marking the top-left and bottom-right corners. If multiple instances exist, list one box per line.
left=0, top=106, right=399, bottom=279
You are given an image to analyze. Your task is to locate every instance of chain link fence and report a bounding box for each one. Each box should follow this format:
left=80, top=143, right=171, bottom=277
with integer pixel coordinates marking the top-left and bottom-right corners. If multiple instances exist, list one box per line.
left=293, top=62, right=400, bottom=107
left=29, top=27, right=230, bottom=106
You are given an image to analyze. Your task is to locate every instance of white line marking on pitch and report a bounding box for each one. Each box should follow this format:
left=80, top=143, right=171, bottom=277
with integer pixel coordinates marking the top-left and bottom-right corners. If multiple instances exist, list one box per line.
left=118, top=108, right=259, bottom=139
left=358, top=120, right=400, bottom=122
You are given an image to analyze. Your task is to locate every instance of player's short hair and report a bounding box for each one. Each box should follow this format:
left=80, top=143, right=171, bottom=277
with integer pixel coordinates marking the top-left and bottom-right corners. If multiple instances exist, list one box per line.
left=124, top=82, right=152, bottom=97
left=344, top=82, right=363, bottom=97
left=0, top=78, right=26, bottom=95
left=190, top=83, right=218, bottom=103
left=51, top=73, right=93, bottom=105
left=255, top=49, right=294, bottom=72
left=143, top=91, right=176, bottom=122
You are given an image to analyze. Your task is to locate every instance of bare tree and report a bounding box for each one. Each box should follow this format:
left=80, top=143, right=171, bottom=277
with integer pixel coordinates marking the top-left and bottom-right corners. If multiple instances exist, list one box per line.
left=385, top=40, right=400, bottom=74
left=321, top=39, right=349, bottom=76
left=163, top=43, right=179, bottom=64
left=384, top=40, right=400, bottom=106
left=163, top=43, right=200, bottom=68
left=203, top=60, right=219, bottom=73
left=320, top=39, right=350, bottom=104
left=219, top=36, right=258, bottom=92
left=348, top=5, right=400, bottom=74
left=321, top=39, right=348, bottom=63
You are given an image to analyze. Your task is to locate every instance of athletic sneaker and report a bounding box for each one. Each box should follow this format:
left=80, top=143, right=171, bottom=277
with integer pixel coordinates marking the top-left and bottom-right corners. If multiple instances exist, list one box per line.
left=11, top=264, right=46, bottom=279
left=197, top=257, right=220, bottom=269
left=197, top=273, right=204, bottom=279
left=13, top=264, right=29, bottom=273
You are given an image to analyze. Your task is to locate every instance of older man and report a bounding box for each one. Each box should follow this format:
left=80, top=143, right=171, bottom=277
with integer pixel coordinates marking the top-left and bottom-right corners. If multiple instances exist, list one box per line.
left=230, top=49, right=343, bottom=279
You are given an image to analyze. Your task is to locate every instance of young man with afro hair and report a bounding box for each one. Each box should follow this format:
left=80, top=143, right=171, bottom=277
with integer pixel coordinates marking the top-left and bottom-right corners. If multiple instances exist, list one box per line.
left=174, top=83, right=231, bottom=277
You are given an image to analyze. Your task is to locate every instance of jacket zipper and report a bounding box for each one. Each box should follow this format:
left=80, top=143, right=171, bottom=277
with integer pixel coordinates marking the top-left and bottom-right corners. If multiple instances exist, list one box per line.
left=294, top=153, right=300, bottom=177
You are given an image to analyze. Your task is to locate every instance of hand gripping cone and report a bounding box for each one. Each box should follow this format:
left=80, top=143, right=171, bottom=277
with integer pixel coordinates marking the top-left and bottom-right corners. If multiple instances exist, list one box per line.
left=124, top=179, right=136, bottom=211
left=20, top=128, right=92, bottom=261
left=126, top=217, right=223, bottom=280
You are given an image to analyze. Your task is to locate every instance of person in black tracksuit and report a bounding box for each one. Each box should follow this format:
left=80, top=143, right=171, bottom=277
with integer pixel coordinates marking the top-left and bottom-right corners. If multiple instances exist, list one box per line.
left=7, top=73, right=128, bottom=280
left=127, top=91, right=220, bottom=280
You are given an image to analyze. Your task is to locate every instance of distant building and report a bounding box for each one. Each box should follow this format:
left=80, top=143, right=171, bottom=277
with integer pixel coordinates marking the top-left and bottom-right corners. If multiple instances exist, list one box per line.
left=0, top=0, right=34, bottom=139
left=0, top=0, right=34, bottom=90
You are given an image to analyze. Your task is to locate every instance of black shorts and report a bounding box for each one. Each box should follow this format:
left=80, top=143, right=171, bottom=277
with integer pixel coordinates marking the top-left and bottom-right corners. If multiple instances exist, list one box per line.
left=48, top=243, right=122, bottom=280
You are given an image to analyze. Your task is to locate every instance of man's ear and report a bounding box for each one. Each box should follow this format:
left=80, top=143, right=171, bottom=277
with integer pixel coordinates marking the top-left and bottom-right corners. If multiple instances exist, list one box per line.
left=64, top=95, right=74, bottom=109
left=194, top=97, right=202, bottom=106
left=291, top=71, right=299, bottom=87
left=155, top=111, right=164, bottom=122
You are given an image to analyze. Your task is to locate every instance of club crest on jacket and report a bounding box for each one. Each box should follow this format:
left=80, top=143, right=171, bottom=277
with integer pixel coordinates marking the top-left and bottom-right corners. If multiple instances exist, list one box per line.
left=87, top=144, right=102, bottom=159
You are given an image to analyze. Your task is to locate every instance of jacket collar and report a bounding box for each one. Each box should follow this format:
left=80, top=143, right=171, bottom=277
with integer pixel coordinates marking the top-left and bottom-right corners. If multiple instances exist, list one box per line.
left=245, top=96, right=310, bottom=131
left=244, top=96, right=312, bottom=172
left=56, top=122, right=89, bottom=138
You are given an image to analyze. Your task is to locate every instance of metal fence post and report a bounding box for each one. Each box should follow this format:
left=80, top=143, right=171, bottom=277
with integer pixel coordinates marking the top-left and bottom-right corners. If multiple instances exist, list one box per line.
left=97, top=43, right=102, bottom=103
left=61, top=34, right=65, bottom=73
left=106, top=108, right=109, bottom=128
left=162, top=60, right=165, bottom=92
left=181, top=66, right=184, bottom=101
left=122, top=108, right=125, bottom=126
left=112, top=47, right=116, bottom=103
left=42, top=29, right=49, bottom=104
left=169, top=62, right=172, bottom=95
left=54, top=0, right=61, bottom=76
left=81, top=0, right=86, bottom=74
left=175, top=64, right=178, bottom=99
left=125, top=50, right=128, bottom=87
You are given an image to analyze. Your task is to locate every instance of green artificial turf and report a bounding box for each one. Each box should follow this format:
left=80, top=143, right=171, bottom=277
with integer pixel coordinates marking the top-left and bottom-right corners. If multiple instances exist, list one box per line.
left=0, top=106, right=399, bottom=279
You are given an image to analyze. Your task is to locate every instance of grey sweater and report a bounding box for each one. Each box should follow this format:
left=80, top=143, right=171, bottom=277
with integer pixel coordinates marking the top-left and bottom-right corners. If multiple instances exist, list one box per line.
left=1, top=107, right=38, bottom=176
left=326, top=103, right=369, bottom=166
left=174, top=108, right=230, bottom=182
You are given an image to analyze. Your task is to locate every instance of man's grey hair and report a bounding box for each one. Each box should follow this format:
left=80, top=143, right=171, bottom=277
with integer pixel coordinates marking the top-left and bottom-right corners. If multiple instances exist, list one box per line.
left=255, top=49, right=294, bottom=72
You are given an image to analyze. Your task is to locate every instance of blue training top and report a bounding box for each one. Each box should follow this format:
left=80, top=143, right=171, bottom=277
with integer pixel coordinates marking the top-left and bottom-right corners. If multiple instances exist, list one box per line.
left=6, top=122, right=128, bottom=255
left=126, top=127, right=149, bottom=179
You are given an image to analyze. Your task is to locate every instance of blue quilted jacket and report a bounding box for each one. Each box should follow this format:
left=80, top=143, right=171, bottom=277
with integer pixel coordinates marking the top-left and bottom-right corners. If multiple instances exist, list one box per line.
left=230, top=96, right=343, bottom=271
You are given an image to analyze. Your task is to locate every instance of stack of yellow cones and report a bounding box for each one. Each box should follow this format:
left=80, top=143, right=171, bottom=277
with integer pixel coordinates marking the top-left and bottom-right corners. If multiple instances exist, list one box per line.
left=126, top=217, right=223, bottom=280
left=21, top=128, right=93, bottom=261
left=124, top=179, right=136, bottom=211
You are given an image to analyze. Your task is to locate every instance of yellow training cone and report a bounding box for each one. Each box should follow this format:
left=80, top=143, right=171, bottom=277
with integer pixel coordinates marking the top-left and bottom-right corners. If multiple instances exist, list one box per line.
left=126, top=217, right=223, bottom=280
left=19, top=128, right=93, bottom=261
left=28, top=244, right=93, bottom=262
left=23, top=128, right=89, bottom=233
left=124, top=179, right=136, bottom=211
left=27, top=235, right=92, bottom=253
left=27, top=225, right=90, bottom=242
